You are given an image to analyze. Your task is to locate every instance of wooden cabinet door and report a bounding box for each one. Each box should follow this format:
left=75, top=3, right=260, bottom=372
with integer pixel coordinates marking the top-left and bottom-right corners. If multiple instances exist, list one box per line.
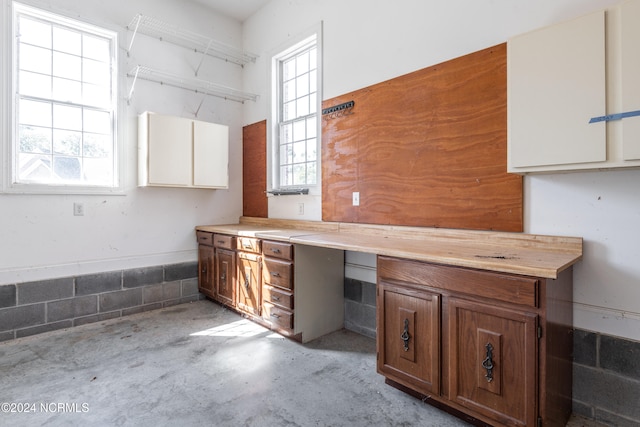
left=215, top=248, right=235, bottom=306
left=237, top=252, right=261, bottom=316
left=377, top=281, right=440, bottom=396
left=197, top=244, right=215, bottom=298
left=448, top=297, right=537, bottom=427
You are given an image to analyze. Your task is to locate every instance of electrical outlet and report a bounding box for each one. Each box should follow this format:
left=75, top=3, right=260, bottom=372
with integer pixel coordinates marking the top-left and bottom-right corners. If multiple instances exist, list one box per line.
left=73, top=202, right=85, bottom=216
left=298, top=203, right=304, bottom=215
left=352, top=192, right=360, bottom=206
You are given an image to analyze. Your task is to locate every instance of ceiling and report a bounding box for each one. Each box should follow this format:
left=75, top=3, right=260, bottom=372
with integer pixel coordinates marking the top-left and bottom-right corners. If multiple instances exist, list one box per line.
left=191, top=0, right=271, bottom=22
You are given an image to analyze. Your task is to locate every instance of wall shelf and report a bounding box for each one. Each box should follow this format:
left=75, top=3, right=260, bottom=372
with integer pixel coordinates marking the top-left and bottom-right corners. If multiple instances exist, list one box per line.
left=127, top=65, right=258, bottom=104
left=127, top=14, right=258, bottom=68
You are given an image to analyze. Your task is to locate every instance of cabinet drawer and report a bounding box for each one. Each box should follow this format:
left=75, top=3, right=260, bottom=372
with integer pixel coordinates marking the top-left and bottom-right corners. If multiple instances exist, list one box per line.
left=263, top=302, right=293, bottom=330
left=378, top=256, right=539, bottom=308
left=213, top=234, right=235, bottom=249
left=237, top=237, right=261, bottom=254
left=263, top=285, right=293, bottom=310
left=262, top=258, right=293, bottom=290
left=262, top=240, right=293, bottom=260
left=196, top=231, right=213, bottom=246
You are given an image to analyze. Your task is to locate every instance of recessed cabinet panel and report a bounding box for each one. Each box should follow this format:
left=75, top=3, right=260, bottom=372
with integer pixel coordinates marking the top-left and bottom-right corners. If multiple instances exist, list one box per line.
left=216, top=248, right=235, bottom=306
left=237, top=252, right=261, bottom=316
left=377, top=281, right=440, bottom=396
left=448, top=298, right=537, bottom=427
left=193, top=120, right=229, bottom=188
left=508, top=10, right=606, bottom=170
left=621, top=0, right=640, bottom=161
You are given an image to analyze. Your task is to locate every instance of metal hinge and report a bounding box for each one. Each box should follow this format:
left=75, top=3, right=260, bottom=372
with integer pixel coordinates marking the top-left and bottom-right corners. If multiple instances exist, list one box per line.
left=537, top=325, right=543, bottom=339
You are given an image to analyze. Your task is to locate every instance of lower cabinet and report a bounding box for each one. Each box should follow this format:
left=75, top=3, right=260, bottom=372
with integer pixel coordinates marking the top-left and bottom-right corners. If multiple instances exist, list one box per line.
left=196, top=232, right=344, bottom=343
left=377, top=256, right=573, bottom=427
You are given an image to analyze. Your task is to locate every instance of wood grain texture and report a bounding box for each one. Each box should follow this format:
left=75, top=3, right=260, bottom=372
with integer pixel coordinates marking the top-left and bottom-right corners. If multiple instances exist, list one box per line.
left=243, top=120, right=268, bottom=218
left=322, top=43, right=522, bottom=231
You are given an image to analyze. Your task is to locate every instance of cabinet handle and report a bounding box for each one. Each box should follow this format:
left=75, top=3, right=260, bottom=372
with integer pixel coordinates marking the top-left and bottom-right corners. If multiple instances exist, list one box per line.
left=270, top=313, right=280, bottom=319
left=217, top=240, right=225, bottom=244
left=271, top=248, right=281, bottom=253
left=401, top=318, right=410, bottom=352
left=271, top=272, right=281, bottom=277
left=271, top=295, right=280, bottom=302
left=481, top=343, right=494, bottom=383
left=244, top=267, right=251, bottom=289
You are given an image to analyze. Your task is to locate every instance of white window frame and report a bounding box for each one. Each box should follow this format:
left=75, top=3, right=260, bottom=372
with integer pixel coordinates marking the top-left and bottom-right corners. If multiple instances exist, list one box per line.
left=269, top=23, right=322, bottom=195
left=1, top=1, right=123, bottom=195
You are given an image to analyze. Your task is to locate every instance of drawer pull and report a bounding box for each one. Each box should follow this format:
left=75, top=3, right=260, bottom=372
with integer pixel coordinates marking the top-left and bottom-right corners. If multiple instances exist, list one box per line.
left=271, top=248, right=281, bottom=253
left=482, top=343, right=495, bottom=383
left=217, top=240, right=225, bottom=244
left=271, top=272, right=281, bottom=277
left=401, top=318, right=410, bottom=352
left=271, top=296, right=280, bottom=302
left=270, top=313, right=281, bottom=319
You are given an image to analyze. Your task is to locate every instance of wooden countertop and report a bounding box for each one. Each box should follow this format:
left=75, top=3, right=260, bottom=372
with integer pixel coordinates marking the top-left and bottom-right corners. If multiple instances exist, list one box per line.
left=196, top=217, right=582, bottom=279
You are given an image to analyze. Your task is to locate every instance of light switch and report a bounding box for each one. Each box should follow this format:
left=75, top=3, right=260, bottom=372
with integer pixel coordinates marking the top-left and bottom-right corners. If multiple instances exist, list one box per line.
left=352, top=192, right=360, bottom=206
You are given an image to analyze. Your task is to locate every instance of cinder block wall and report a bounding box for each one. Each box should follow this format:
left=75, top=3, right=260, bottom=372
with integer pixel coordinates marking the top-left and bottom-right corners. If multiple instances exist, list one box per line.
left=0, top=262, right=201, bottom=342
left=344, top=278, right=376, bottom=338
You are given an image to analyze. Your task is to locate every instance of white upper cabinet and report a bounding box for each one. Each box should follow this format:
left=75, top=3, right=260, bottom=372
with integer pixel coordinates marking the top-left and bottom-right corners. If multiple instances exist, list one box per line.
left=508, top=1, right=640, bottom=173
left=138, top=112, right=229, bottom=189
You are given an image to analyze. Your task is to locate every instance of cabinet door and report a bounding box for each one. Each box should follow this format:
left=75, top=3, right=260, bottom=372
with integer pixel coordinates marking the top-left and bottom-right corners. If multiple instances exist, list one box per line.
left=237, top=252, right=262, bottom=316
left=215, top=248, right=235, bottom=306
left=448, top=298, right=537, bottom=427
left=621, top=0, right=640, bottom=161
left=377, top=281, right=440, bottom=396
left=198, top=245, right=215, bottom=298
left=508, top=10, right=606, bottom=171
left=193, top=120, right=229, bottom=188
left=146, top=113, right=193, bottom=186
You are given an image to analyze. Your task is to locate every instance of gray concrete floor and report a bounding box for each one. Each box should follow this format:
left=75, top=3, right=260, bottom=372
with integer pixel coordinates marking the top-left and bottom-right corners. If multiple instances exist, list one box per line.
left=0, top=300, right=603, bottom=427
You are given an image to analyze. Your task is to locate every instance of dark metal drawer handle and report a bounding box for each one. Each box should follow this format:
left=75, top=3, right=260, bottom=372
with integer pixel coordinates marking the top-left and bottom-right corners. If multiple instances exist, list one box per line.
left=271, top=295, right=280, bottom=301
left=270, top=313, right=280, bottom=319
left=271, top=248, right=281, bottom=253
left=271, top=272, right=281, bottom=277
left=217, top=240, right=226, bottom=244
left=401, top=318, right=410, bottom=352
left=482, top=343, right=494, bottom=383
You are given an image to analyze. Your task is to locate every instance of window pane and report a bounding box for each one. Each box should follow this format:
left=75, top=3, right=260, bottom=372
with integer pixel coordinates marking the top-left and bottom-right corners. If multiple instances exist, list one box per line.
left=296, top=51, right=309, bottom=74
left=307, top=138, right=317, bottom=162
left=53, top=156, right=81, bottom=181
left=18, top=153, right=52, bottom=181
left=306, top=116, right=316, bottom=138
left=283, top=79, right=296, bottom=102
left=19, top=125, right=51, bottom=153
left=53, top=51, right=81, bottom=80
left=281, top=123, right=293, bottom=144
left=281, top=165, right=293, bottom=186
left=292, top=119, right=305, bottom=142
left=53, top=104, right=82, bottom=130
left=83, top=35, right=110, bottom=62
left=83, top=58, right=110, bottom=85
left=296, top=73, right=309, bottom=97
left=53, top=27, right=81, bottom=55
left=306, top=162, right=317, bottom=185
left=53, top=129, right=81, bottom=155
left=283, top=101, right=296, bottom=121
left=19, top=43, right=51, bottom=74
left=83, top=109, right=110, bottom=134
left=19, top=71, right=52, bottom=98
left=309, top=93, right=317, bottom=114
left=309, top=69, right=317, bottom=93
left=293, top=164, right=306, bottom=185
left=84, top=157, right=113, bottom=185
left=83, top=83, right=110, bottom=108
left=53, top=77, right=82, bottom=104
left=280, top=143, right=292, bottom=166
left=293, top=141, right=305, bottom=163
left=309, top=47, right=317, bottom=70
left=83, top=133, right=111, bottom=158
left=19, top=17, right=51, bottom=48
left=296, top=96, right=309, bottom=117
left=19, top=99, right=52, bottom=127
left=283, top=59, right=296, bottom=81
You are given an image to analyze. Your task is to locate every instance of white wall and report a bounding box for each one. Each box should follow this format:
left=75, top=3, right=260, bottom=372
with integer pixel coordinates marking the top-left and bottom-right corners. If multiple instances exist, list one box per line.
left=0, top=0, right=245, bottom=284
left=242, top=0, right=640, bottom=341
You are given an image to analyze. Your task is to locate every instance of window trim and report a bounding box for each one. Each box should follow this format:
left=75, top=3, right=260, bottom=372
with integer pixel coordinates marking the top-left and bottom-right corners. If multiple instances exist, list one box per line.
left=268, top=22, right=322, bottom=196
left=2, top=1, right=124, bottom=195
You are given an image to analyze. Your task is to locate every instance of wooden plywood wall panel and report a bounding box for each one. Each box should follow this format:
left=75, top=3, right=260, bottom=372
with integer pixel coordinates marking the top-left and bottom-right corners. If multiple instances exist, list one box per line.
left=243, top=120, right=268, bottom=218
left=321, top=43, right=522, bottom=232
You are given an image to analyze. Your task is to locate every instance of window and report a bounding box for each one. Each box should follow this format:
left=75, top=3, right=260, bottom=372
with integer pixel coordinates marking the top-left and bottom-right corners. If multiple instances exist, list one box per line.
left=6, top=3, right=119, bottom=193
left=272, top=31, right=321, bottom=190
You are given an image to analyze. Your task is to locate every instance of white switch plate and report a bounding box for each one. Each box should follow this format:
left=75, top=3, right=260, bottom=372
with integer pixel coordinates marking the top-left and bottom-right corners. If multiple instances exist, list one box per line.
left=352, top=192, right=360, bottom=206
left=298, top=202, right=304, bottom=215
